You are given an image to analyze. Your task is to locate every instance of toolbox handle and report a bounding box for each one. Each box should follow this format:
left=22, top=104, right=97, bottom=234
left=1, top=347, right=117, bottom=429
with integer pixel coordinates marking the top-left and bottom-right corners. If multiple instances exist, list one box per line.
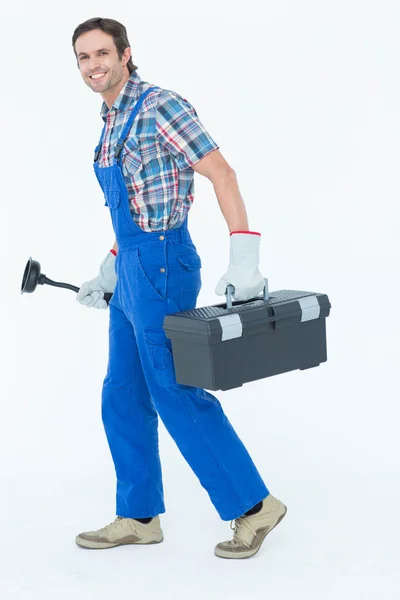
left=225, top=278, right=269, bottom=310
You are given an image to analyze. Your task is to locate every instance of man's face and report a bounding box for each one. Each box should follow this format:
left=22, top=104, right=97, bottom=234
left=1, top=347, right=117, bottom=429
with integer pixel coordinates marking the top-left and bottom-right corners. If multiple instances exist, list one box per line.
left=75, top=29, right=129, bottom=94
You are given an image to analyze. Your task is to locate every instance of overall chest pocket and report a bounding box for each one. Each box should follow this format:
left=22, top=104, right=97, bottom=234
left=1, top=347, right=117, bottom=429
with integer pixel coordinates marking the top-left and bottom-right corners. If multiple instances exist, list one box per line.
left=104, top=189, right=121, bottom=208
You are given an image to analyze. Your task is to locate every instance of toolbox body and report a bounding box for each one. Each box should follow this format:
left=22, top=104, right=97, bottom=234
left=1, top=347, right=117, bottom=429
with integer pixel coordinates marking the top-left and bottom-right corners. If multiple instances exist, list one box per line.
left=163, top=289, right=331, bottom=391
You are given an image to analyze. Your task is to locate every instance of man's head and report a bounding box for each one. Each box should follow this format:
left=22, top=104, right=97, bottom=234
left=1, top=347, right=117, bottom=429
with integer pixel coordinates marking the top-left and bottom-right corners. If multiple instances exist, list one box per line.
left=72, top=17, right=138, bottom=96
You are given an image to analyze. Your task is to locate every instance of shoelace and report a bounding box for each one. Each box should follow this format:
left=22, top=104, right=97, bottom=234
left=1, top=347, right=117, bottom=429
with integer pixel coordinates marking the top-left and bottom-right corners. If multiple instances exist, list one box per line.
left=99, top=516, right=137, bottom=534
left=229, top=517, right=258, bottom=548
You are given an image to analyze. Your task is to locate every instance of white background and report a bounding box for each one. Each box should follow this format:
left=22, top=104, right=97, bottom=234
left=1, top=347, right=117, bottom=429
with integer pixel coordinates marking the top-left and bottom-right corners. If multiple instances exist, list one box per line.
left=2, top=1, right=400, bottom=598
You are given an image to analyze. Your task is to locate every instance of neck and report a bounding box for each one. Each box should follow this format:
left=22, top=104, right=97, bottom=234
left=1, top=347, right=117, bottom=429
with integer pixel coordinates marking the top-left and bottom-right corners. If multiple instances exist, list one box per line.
left=103, top=70, right=131, bottom=109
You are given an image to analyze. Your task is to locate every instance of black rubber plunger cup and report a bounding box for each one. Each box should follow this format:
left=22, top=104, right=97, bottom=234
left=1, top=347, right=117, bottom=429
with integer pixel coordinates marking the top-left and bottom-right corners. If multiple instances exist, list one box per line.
left=21, top=257, right=113, bottom=305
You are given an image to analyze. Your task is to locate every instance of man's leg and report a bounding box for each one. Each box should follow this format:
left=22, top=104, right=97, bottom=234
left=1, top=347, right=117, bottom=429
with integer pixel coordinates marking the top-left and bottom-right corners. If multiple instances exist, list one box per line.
left=75, top=301, right=165, bottom=549
left=101, top=302, right=165, bottom=519
left=125, top=244, right=269, bottom=522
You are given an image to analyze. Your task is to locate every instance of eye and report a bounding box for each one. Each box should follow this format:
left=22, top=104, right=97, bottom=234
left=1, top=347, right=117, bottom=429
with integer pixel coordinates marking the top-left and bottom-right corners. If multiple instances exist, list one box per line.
left=79, top=52, right=107, bottom=61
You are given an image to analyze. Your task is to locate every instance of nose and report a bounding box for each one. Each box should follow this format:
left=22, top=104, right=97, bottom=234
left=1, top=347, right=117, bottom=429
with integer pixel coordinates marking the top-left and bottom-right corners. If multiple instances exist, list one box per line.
left=86, top=56, right=102, bottom=74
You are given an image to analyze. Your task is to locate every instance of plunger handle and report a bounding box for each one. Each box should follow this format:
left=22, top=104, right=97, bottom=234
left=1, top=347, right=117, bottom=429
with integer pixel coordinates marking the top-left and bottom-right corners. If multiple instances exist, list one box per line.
left=44, top=277, right=112, bottom=304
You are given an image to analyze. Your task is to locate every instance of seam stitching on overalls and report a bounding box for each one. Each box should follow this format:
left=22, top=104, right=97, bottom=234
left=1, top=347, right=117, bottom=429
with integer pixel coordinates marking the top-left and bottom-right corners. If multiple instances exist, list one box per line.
left=131, top=357, right=152, bottom=517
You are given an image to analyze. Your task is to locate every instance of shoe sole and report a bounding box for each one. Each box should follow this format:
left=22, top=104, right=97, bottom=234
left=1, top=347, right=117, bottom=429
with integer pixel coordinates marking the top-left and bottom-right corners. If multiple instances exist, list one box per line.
left=214, top=504, right=287, bottom=559
left=75, top=536, right=164, bottom=550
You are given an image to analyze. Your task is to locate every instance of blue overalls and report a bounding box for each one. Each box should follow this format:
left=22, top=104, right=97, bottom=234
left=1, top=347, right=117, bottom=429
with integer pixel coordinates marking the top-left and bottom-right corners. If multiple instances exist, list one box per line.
left=93, top=86, right=269, bottom=521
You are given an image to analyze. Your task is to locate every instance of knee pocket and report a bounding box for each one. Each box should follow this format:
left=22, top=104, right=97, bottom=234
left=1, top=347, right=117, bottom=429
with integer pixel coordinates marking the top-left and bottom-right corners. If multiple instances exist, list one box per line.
left=144, top=325, right=176, bottom=387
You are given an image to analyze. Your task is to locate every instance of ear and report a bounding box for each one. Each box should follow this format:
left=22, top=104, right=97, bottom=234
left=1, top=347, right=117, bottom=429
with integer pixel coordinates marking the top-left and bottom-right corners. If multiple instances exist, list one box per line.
left=122, top=47, right=131, bottom=65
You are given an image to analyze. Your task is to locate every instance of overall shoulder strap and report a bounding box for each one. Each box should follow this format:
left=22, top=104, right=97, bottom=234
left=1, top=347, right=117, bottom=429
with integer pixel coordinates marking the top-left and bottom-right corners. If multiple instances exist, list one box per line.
left=114, top=86, right=158, bottom=159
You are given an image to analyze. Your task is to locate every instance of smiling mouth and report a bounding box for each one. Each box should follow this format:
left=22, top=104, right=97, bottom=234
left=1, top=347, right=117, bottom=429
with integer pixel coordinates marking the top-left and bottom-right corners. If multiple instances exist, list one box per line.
left=90, top=72, right=106, bottom=81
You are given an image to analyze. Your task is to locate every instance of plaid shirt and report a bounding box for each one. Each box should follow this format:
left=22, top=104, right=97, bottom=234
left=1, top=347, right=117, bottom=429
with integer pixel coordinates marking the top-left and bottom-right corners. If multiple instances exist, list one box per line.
left=98, top=71, right=219, bottom=231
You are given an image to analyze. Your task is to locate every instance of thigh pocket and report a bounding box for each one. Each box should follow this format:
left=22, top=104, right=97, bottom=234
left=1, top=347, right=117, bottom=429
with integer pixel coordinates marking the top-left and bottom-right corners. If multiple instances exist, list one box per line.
left=144, top=325, right=176, bottom=387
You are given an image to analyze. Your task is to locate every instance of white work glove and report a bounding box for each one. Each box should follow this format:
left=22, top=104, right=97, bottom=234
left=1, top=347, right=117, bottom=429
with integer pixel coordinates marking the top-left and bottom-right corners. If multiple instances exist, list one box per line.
left=215, top=232, right=265, bottom=301
left=76, top=251, right=117, bottom=310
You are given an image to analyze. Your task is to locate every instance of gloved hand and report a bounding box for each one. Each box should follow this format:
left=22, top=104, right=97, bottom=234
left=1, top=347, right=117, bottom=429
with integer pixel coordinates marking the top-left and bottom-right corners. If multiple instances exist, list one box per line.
left=215, top=231, right=265, bottom=301
left=76, top=251, right=117, bottom=310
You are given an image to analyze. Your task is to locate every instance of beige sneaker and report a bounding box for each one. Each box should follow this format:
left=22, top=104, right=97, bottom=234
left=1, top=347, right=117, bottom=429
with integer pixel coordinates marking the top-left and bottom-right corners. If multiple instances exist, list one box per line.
left=75, top=516, right=163, bottom=549
left=215, top=494, right=287, bottom=559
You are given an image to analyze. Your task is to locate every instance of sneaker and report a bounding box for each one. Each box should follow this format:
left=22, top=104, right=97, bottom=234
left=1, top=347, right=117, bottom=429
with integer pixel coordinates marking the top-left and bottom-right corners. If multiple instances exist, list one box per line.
left=214, top=494, right=287, bottom=559
left=75, top=516, right=163, bottom=549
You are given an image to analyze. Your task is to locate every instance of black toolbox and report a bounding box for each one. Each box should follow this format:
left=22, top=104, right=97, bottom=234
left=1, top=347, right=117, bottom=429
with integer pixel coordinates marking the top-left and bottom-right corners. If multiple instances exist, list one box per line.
left=163, top=282, right=331, bottom=391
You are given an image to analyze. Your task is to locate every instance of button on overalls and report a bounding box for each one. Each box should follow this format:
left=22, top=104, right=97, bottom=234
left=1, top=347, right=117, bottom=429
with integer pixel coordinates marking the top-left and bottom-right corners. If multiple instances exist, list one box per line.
left=93, top=86, right=269, bottom=521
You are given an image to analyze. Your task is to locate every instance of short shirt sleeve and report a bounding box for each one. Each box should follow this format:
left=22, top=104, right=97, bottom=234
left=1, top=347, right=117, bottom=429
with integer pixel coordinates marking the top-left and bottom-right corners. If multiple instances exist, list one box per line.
left=155, top=90, right=219, bottom=170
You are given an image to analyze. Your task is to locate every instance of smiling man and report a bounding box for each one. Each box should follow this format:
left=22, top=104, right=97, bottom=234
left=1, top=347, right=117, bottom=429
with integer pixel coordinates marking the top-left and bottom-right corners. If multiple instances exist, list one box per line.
left=72, top=17, right=287, bottom=559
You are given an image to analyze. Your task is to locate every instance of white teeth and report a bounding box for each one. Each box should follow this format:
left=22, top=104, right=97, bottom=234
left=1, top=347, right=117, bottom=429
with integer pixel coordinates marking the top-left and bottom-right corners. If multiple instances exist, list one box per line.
left=91, top=73, right=105, bottom=80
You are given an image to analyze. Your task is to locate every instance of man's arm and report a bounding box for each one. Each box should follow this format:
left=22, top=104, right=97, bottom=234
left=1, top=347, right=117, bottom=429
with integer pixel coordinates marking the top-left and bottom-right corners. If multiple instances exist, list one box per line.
left=154, top=90, right=248, bottom=232
left=111, top=150, right=247, bottom=251
left=193, top=148, right=264, bottom=301
left=191, top=149, right=250, bottom=233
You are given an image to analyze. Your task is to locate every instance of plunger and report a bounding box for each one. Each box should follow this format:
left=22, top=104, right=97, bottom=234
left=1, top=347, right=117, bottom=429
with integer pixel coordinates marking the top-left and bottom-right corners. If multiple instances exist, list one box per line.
left=20, top=257, right=113, bottom=304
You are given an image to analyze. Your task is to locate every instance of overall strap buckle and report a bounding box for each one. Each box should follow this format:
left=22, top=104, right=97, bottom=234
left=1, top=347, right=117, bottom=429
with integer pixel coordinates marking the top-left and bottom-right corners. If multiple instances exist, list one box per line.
left=94, top=147, right=101, bottom=162
left=114, top=141, right=124, bottom=160
left=93, top=122, right=107, bottom=164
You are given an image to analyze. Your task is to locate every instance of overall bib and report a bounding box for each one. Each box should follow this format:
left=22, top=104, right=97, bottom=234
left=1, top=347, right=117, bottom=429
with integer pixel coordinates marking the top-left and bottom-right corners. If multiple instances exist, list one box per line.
left=93, top=87, right=269, bottom=521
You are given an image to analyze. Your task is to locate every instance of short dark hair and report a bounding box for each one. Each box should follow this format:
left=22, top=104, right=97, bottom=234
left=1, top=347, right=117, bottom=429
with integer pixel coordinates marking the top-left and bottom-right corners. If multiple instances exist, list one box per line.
left=72, top=17, right=138, bottom=73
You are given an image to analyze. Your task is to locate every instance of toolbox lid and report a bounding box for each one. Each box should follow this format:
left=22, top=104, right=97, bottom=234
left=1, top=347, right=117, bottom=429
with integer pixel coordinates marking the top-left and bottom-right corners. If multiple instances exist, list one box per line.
left=163, top=290, right=331, bottom=342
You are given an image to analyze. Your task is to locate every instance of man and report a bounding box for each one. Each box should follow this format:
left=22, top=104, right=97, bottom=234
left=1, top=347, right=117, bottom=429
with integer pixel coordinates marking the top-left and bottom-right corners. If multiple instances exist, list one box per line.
left=72, top=17, right=287, bottom=559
